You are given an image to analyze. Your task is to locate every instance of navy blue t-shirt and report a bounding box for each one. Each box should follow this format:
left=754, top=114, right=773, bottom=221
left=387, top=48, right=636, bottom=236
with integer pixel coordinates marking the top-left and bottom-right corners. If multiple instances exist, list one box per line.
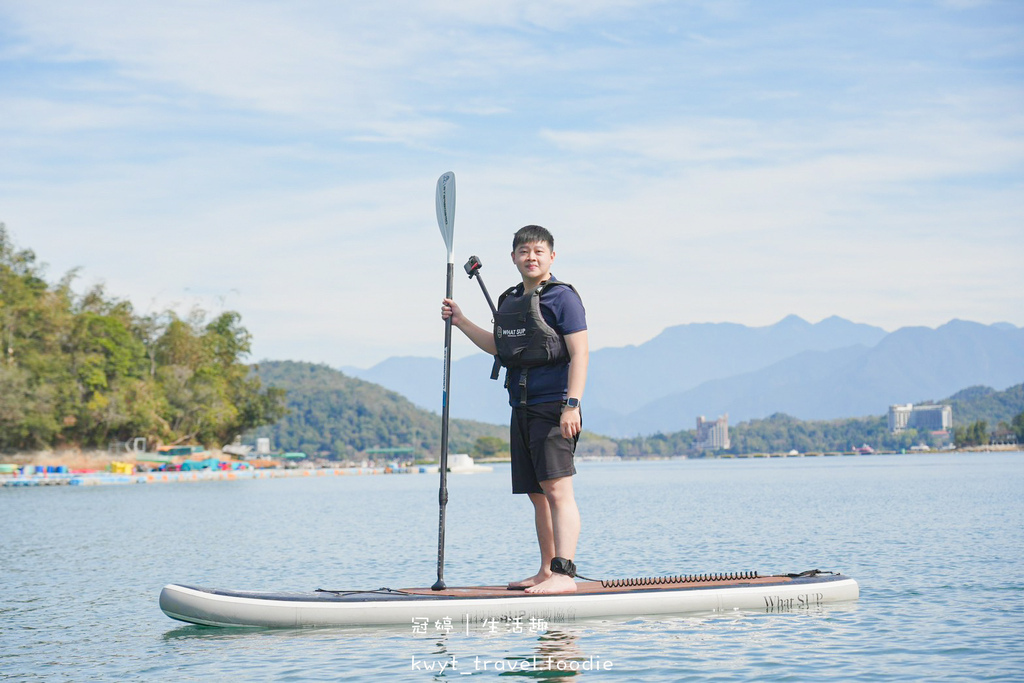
left=498, top=276, right=587, bottom=407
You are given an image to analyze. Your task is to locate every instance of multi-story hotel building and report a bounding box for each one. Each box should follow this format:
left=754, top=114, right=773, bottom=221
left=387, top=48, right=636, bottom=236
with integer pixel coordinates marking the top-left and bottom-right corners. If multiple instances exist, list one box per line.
left=888, top=404, right=953, bottom=433
left=696, top=414, right=730, bottom=451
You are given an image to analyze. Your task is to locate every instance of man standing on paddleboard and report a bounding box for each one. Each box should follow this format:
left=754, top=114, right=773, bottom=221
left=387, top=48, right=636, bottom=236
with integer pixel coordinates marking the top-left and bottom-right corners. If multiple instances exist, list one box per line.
left=441, top=225, right=589, bottom=595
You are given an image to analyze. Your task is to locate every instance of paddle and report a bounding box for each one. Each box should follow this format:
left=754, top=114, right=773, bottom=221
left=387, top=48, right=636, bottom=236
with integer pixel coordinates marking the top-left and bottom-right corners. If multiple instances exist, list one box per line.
left=432, top=171, right=456, bottom=591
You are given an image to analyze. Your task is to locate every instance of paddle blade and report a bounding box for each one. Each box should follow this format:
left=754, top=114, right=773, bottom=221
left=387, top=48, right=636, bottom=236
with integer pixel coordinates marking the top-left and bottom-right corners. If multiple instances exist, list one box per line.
left=435, top=172, right=456, bottom=263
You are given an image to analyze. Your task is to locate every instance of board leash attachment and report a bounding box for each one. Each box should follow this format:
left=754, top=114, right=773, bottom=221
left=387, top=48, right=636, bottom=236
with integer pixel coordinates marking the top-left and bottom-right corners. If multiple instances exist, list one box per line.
left=785, top=569, right=836, bottom=578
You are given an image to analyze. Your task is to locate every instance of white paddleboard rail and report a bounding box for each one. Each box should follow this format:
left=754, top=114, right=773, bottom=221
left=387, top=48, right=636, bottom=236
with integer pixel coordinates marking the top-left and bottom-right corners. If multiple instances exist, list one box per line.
left=159, top=570, right=859, bottom=629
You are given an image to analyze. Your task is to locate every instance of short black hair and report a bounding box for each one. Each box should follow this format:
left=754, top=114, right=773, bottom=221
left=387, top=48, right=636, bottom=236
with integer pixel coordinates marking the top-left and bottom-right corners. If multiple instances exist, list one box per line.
left=512, top=225, right=554, bottom=251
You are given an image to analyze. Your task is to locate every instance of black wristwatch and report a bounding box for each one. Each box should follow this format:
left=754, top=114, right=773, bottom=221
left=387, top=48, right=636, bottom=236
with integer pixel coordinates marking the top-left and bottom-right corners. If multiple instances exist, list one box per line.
left=564, top=397, right=580, bottom=409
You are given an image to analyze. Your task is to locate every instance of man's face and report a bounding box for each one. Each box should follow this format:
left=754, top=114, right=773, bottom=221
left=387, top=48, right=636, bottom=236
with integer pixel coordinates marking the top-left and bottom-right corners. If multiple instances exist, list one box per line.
left=512, top=241, right=555, bottom=281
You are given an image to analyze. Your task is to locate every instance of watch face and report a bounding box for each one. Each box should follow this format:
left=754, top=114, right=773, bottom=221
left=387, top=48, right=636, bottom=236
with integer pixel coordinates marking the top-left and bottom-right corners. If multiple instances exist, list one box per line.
left=566, top=398, right=580, bottom=408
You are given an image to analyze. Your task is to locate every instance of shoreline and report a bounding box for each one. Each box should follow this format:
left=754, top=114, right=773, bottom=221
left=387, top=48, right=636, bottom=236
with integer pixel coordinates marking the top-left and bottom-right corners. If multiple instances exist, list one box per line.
left=1, top=443, right=1019, bottom=472
left=1, top=449, right=139, bottom=472
left=0, top=448, right=417, bottom=472
left=0, top=448, right=500, bottom=487
left=3, top=465, right=423, bottom=487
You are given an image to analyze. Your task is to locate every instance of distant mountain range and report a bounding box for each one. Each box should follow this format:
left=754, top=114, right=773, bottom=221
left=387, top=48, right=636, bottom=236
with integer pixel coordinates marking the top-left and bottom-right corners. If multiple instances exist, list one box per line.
left=341, top=316, right=1024, bottom=437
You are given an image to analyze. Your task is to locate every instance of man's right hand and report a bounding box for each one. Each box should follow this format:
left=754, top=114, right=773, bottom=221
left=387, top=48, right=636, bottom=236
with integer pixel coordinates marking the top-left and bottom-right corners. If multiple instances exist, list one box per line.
left=441, top=298, right=463, bottom=328
left=440, top=298, right=498, bottom=355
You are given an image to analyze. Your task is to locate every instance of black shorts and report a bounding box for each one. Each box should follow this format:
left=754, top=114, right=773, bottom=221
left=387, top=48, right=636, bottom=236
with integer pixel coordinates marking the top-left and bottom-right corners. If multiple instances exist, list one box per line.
left=510, top=402, right=579, bottom=494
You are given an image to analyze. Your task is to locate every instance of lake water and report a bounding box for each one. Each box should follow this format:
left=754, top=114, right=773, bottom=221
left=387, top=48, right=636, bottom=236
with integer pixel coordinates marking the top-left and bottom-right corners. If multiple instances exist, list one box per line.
left=2, top=453, right=1023, bottom=681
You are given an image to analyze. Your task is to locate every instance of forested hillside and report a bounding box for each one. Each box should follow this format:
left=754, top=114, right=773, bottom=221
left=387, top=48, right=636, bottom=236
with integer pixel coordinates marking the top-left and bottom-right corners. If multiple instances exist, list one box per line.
left=244, top=367, right=1022, bottom=460
left=729, top=414, right=905, bottom=453
left=614, top=414, right=905, bottom=456
left=0, top=227, right=285, bottom=451
left=246, top=360, right=506, bottom=460
left=614, top=383, right=1024, bottom=456
left=939, top=384, right=1024, bottom=427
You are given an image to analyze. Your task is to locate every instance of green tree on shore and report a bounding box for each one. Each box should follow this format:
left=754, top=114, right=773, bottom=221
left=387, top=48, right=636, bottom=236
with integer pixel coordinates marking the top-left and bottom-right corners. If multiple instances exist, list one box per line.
left=472, top=435, right=508, bottom=458
left=0, top=225, right=285, bottom=451
left=1013, top=412, right=1024, bottom=444
left=953, top=420, right=990, bottom=447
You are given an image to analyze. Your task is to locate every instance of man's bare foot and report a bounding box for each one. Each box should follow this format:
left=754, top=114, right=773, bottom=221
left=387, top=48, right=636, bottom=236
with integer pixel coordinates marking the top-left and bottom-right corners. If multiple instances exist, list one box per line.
left=508, top=570, right=551, bottom=590
left=524, top=573, right=577, bottom=594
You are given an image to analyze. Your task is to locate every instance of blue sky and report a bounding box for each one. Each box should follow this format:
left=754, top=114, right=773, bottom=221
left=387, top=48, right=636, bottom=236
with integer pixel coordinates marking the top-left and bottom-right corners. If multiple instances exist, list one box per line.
left=1, top=0, right=1021, bottom=368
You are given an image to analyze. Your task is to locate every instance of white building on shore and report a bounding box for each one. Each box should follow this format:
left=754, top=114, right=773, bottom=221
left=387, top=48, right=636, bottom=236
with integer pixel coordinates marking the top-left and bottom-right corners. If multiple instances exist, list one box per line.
left=696, top=414, right=730, bottom=451
left=888, top=404, right=952, bottom=433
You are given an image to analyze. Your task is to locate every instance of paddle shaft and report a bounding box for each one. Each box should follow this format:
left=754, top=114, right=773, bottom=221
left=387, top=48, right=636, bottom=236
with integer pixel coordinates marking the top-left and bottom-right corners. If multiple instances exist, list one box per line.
left=432, top=261, right=454, bottom=591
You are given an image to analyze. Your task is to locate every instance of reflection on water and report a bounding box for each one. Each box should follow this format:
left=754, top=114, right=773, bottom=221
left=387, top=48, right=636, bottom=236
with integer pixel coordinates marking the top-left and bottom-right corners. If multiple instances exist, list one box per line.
left=449, top=628, right=610, bottom=680
left=529, top=629, right=598, bottom=678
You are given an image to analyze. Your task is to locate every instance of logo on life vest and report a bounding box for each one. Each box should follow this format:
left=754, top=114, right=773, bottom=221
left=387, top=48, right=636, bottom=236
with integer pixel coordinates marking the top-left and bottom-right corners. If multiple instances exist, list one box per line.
left=497, top=326, right=526, bottom=338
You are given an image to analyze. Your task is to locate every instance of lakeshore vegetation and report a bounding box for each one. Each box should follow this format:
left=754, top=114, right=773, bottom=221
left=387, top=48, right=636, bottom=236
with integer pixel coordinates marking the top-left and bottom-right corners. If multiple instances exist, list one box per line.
left=0, top=226, right=285, bottom=451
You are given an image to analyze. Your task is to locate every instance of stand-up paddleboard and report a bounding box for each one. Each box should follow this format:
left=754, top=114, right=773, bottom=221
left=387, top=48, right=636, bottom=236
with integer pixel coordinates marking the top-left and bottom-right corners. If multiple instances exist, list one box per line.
left=160, top=570, right=858, bottom=628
